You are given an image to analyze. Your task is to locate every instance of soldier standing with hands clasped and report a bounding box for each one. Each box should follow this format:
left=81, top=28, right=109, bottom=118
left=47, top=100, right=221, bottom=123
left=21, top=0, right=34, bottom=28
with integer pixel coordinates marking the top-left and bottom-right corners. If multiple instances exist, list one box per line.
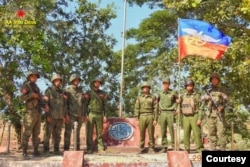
left=43, top=74, right=68, bottom=155
left=157, top=78, right=178, bottom=153
left=64, top=73, right=85, bottom=151
left=179, top=79, right=203, bottom=153
left=134, top=82, right=158, bottom=154
left=84, top=78, right=107, bottom=154
left=20, top=70, right=49, bottom=158
left=203, top=73, right=228, bottom=151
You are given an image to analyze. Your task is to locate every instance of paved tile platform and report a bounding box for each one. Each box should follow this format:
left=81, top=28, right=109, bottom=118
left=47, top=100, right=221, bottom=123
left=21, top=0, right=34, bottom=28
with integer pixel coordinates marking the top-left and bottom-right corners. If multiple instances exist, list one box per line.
left=0, top=147, right=202, bottom=167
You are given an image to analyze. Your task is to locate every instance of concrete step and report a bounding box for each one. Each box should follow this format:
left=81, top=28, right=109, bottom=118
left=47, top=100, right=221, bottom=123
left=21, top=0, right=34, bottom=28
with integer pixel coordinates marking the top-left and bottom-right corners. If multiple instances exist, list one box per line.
left=0, top=150, right=202, bottom=167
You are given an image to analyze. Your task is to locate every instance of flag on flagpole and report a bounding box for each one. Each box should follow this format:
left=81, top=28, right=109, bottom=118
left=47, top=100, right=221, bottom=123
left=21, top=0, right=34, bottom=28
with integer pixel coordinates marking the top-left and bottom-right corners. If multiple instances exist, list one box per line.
left=178, top=19, right=231, bottom=60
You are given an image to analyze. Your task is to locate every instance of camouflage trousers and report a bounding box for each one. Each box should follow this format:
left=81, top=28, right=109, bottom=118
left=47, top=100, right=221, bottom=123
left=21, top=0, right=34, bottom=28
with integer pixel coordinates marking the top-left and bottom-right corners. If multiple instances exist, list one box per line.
left=64, top=115, right=83, bottom=150
left=207, top=115, right=226, bottom=150
left=22, top=109, right=41, bottom=152
left=43, top=119, right=63, bottom=152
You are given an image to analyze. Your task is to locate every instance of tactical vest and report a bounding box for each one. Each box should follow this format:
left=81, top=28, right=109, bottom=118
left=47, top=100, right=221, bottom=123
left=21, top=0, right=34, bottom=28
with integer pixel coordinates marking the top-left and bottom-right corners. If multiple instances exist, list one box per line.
left=182, top=94, right=196, bottom=115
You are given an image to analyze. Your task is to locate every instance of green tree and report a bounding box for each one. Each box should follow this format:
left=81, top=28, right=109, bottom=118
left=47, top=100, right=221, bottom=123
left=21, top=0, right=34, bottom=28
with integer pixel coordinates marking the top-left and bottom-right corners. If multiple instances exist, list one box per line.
left=0, top=0, right=118, bottom=146
left=110, top=0, right=250, bottom=148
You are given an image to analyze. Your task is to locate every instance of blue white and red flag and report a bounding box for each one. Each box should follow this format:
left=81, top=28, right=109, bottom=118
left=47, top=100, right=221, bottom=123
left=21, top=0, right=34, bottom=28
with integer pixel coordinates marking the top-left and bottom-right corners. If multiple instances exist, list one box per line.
left=178, top=19, right=231, bottom=60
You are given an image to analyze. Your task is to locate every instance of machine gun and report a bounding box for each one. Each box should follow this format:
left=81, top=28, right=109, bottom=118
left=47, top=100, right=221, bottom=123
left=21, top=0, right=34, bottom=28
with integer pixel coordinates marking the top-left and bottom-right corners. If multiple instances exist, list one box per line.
left=203, top=83, right=223, bottom=121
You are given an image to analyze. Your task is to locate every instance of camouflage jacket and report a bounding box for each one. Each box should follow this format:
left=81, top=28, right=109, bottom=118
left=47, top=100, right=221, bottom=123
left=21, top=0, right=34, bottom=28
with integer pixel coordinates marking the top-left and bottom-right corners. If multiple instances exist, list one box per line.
left=65, top=85, right=84, bottom=117
left=45, top=85, right=67, bottom=119
left=20, top=81, right=44, bottom=112
left=204, top=86, right=228, bottom=117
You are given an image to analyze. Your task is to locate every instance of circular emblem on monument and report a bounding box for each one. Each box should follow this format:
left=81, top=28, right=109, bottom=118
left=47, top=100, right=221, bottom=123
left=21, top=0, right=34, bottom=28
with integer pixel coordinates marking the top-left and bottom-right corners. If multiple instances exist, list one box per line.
left=108, top=122, right=134, bottom=141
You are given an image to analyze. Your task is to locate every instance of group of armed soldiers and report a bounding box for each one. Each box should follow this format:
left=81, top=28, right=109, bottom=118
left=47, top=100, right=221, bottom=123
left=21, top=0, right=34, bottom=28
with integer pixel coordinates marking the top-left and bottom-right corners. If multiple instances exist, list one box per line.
left=20, top=70, right=107, bottom=158
left=135, top=73, right=228, bottom=154
left=19, top=70, right=227, bottom=158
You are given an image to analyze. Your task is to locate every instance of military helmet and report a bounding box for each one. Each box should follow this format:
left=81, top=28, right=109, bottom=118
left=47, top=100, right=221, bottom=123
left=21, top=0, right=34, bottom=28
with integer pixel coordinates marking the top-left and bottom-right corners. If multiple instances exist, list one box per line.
left=141, top=82, right=151, bottom=89
left=26, top=69, right=40, bottom=79
left=69, top=73, right=81, bottom=83
left=162, top=78, right=170, bottom=83
left=92, top=78, right=102, bottom=84
left=51, top=74, right=62, bottom=83
left=210, top=73, right=220, bottom=81
left=184, top=79, right=195, bottom=87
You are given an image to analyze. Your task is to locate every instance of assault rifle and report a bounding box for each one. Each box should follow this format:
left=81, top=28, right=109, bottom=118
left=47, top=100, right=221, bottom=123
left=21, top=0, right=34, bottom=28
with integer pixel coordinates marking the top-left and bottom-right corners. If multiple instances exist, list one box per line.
left=203, top=83, right=223, bottom=121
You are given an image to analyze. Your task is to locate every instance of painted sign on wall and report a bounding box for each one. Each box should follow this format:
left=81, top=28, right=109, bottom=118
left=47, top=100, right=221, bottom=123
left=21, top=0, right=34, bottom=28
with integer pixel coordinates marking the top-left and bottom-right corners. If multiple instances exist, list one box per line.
left=108, top=122, right=133, bottom=141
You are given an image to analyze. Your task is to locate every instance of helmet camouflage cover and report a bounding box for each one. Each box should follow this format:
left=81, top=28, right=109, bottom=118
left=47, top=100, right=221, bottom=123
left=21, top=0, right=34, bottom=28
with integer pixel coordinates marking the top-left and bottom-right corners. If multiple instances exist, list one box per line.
left=92, top=78, right=103, bottom=84
left=69, top=73, right=81, bottom=83
left=184, top=79, right=195, bottom=87
left=210, top=73, right=220, bottom=81
left=162, top=78, right=170, bottom=83
left=26, top=69, right=40, bottom=79
left=51, top=74, right=62, bottom=82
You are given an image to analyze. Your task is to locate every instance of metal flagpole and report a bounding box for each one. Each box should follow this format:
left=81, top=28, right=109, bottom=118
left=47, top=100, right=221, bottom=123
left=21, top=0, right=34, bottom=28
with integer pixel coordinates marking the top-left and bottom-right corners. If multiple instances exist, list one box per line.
left=177, top=18, right=181, bottom=151
left=119, top=0, right=127, bottom=118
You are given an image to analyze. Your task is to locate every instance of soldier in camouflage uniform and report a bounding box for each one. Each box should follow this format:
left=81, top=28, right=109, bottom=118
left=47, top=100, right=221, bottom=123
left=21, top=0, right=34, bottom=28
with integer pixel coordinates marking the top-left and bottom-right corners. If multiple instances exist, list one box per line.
left=20, top=70, right=49, bottom=158
left=134, top=82, right=158, bottom=154
left=64, top=74, right=85, bottom=151
left=203, top=73, right=228, bottom=150
left=84, top=78, right=107, bottom=154
left=157, top=78, right=178, bottom=153
left=43, top=74, right=68, bottom=155
left=180, top=79, right=203, bottom=153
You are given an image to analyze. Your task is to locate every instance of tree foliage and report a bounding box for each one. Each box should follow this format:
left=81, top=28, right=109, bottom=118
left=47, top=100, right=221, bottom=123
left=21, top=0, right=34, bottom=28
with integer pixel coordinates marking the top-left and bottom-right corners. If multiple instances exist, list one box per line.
left=115, top=0, right=250, bottom=115
left=0, top=0, right=117, bottom=123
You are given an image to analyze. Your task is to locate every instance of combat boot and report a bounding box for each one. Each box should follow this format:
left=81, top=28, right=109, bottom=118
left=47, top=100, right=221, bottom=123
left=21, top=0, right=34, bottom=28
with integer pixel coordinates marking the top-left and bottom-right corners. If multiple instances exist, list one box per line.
left=44, top=146, right=50, bottom=156
left=77, top=144, right=81, bottom=151
left=64, top=145, right=69, bottom=151
left=54, top=145, right=63, bottom=155
left=22, top=145, right=29, bottom=159
left=33, top=146, right=40, bottom=157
